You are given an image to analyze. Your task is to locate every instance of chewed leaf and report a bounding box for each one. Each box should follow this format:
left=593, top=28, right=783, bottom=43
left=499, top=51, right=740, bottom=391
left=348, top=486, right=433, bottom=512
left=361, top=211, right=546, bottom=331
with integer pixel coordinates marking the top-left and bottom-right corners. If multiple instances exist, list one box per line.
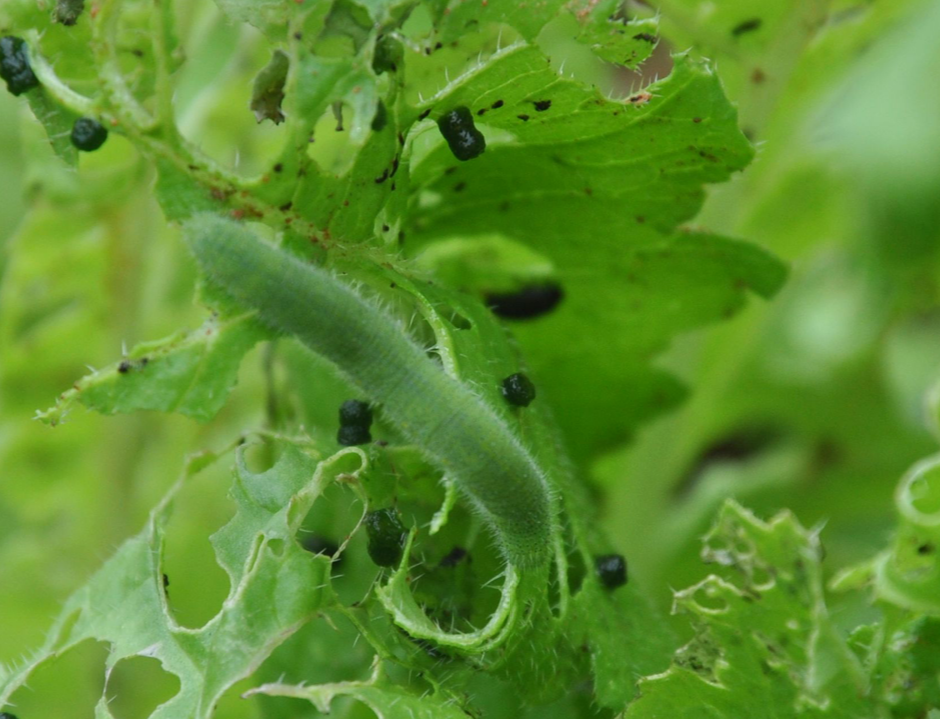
left=871, top=454, right=940, bottom=613
left=37, top=313, right=270, bottom=425
left=432, top=0, right=567, bottom=42
left=408, top=45, right=784, bottom=458
left=624, top=501, right=867, bottom=718
left=213, top=443, right=368, bottom=588
left=831, top=453, right=940, bottom=715
left=245, top=675, right=471, bottom=718
left=569, top=579, right=675, bottom=710
left=575, top=8, right=659, bottom=68
left=850, top=616, right=940, bottom=717
left=0, top=438, right=354, bottom=719
left=377, top=531, right=522, bottom=652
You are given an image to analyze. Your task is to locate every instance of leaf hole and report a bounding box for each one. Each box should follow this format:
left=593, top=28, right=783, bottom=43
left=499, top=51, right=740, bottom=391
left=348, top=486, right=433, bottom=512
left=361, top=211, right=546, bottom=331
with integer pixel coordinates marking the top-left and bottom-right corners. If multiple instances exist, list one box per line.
left=105, top=655, right=180, bottom=719
left=171, top=12, right=285, bottom=177
left=267, top=537, right=286, bottom=557
left=909, top=470, right=940, bottom=514
left=674, top=634, right=721, bottom=685
left=7, top=638, right=109, bottom=718
left=732, top=537, right=755, bottom=558
left=434, top=302, right=473, bottom=330
left=161, top=458, right=234, bottom=629
left=297, top=533, right=342, bottom=563
left=305, top=102, right=366, bottom=178
left=254, top=613, right=373, bottom=689
left=426, top=346, right=444, bottom=366
left=241, top=440, right=279, bottom=475
left=294, top=478, right=368, bottom=604
left=52, top=608, right=83, bottom=646
left=689, top=582, right=730, bottom=614
left=565, top=524, right=587, bottom=597
left=750, top=564, right=776, bottom=590
left=547, top=559, right=563, bottom=617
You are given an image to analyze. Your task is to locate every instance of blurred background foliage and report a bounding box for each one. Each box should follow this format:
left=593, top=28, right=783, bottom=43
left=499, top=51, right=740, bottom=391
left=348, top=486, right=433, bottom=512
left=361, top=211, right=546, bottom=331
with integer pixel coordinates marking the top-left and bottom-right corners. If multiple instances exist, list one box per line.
left=1, top=0, right=940, bottom=716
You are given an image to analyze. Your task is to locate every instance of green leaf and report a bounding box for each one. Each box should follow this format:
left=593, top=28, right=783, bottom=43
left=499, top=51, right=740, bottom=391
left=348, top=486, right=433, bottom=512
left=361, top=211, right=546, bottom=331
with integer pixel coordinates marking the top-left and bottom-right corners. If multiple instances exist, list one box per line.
left=407, top=45, right=784, bottom=457
left=0, top=439, right=358, bottom=719
left=25, top=87, right=78, bottom=166
left=153, top=158, right=228, bottom=222
left=37, top=312, right=270, bottom=425
left=574, top=7, right=659, bottom=69
left=569, top=579, right=674, bottom=710
left=624, top=501, right=867, bottom=718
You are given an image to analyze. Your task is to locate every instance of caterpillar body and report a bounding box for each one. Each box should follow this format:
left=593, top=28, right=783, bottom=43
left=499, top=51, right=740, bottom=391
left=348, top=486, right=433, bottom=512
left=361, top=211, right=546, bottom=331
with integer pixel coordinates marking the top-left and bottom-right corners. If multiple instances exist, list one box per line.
left=185, top=215, right=554, bottom=568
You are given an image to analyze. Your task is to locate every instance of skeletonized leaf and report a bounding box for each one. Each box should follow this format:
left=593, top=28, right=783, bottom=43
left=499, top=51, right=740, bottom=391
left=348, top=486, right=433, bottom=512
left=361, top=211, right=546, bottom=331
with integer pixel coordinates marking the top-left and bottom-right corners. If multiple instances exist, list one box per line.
left=0, top=440, right=361, bottom=719
left=624, top=501, right=867, bottom=718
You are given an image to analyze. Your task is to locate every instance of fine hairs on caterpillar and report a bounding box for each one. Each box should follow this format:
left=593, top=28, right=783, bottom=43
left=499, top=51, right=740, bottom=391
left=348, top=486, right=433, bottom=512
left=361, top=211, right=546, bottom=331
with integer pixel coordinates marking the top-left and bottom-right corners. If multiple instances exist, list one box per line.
left=184, top=214, right=555, bottom=568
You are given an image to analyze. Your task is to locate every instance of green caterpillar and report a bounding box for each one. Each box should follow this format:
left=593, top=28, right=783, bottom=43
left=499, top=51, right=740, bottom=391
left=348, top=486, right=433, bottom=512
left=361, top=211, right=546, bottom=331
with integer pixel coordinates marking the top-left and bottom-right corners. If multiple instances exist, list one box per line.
left=184, top=214, right=554, bottom=568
